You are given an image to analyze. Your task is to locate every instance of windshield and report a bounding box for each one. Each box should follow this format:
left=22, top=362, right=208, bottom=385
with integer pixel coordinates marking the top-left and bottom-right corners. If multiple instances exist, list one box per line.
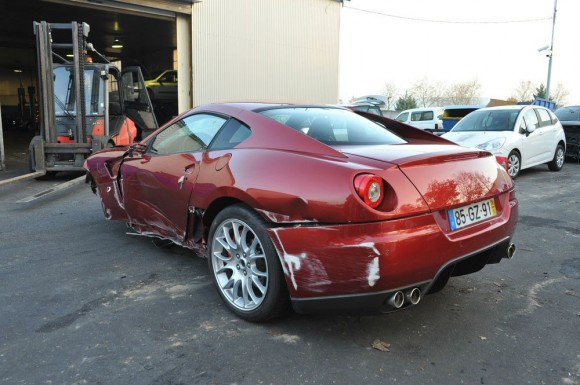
left=555, top=106, right=580, bottom=122
left=259, top=107, right=406, bottom=146
left=395, top=112, right=408, bottom=122
left=53, top=65, right=105, bottom=117
left=452, top=109, right=520, bottom=132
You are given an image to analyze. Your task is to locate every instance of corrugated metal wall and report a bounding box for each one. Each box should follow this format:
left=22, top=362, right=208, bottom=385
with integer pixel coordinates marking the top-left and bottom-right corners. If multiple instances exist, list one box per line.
left=191, top=0, right=341, bottom=106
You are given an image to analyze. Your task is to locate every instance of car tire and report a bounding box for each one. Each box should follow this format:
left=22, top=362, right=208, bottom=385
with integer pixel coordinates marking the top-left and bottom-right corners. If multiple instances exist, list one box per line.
left=507, top=150, right=521, bottom=178
left=208, top=204, right=289, bottom=322
left=548, top=144, right=565, bottom=172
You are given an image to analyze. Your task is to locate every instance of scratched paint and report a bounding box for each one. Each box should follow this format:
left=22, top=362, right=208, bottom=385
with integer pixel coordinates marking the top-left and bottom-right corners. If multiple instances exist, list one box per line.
left=367, top=257, right=380, bottom=287
left=268, top=227, right=337, bottom=292
left=283, top=253, right=305, bottom=291
left=268, top=227, right=304, bottom=290
left=350, top=242, right=380, bottom=255
left=256, top=208, right=318, bottom=224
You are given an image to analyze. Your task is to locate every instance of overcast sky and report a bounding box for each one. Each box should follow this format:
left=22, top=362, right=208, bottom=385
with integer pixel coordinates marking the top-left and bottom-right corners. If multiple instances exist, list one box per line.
left=339, top=0, right=580, bottom=105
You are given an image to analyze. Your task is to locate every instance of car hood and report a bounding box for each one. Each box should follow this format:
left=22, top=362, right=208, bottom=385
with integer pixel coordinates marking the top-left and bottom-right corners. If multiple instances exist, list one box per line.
left=442, top=131, right=511, bottom=147
left=341, top=144, right=510, bottom=211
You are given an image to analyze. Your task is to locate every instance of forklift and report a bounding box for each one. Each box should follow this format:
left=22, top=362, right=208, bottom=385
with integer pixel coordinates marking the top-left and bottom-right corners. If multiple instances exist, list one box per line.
left=29, top=21, right=158, bottom=177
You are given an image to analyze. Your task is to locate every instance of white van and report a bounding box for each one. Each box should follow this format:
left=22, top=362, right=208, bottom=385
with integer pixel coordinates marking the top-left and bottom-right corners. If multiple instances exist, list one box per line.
left=395, top=107, right=444, bottom=131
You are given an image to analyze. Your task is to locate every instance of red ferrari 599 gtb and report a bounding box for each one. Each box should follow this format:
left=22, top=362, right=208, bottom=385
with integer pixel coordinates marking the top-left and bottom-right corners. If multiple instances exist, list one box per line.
left=85, top=103, right=518, bottom=321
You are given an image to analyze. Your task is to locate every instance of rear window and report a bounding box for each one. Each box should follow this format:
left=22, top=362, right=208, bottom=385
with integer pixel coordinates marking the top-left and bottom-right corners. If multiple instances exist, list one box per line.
left=259, top=107, right=406, bottom=146
left=555, top=106, right=580, bottom=122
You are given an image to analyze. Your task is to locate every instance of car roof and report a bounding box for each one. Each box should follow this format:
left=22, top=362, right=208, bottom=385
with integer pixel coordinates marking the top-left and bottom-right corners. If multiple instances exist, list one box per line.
left=398, top=107, right=442, bottom=113
left=556, top=105, right=580, bottom=110
left=472, top=105, right=528, bottom=112
left=197, top=102, right=348, bottom=112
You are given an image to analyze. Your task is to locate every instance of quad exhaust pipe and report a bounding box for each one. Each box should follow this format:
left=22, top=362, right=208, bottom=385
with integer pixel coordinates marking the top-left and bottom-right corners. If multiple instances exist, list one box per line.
left=386, top=244, right=515, bottom=310
left=506, top=243, right=516, bottom=259
left=387, top=291, right=405, bottom=309
left=387, top=287, right=422, bottom=309
left=405, top=287, right=421, bottom=305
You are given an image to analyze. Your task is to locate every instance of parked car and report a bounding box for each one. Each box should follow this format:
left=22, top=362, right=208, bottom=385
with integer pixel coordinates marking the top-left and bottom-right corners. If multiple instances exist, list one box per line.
left=395, top=107, right=443, bottom=131
left=347, top=102, right=383, bottom=116
left=441, top=105, right=484, bottom=132
left=443, top=105, right=566, bottom=178
left=145, top=70, right=177, bottom=101
left=554, top=105, right=580, bottom=160
left=347, top=96, right=385, bottom=116
left=85, top=103, right=518, bottom=321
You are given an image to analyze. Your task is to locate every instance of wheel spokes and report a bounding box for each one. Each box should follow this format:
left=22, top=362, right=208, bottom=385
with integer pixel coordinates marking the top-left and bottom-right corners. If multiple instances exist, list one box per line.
left=211, top=218, right=269, bottom=311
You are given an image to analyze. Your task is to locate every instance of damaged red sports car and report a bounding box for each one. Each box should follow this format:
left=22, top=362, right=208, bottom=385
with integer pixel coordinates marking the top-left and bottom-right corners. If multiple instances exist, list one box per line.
left=84, top=103, right=518, bottom=321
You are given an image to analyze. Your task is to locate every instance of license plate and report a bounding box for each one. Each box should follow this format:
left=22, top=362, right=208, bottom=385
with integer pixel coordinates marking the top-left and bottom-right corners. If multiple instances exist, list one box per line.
left=448, top=198, right=497, bottom=231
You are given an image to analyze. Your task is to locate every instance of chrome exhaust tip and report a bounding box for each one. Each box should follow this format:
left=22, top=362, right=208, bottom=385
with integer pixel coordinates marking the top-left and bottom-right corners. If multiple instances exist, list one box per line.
left=405, top=288, right=421, bottom=305
left=387, top=291, right=405, bottom=309
left=506, top=243, right=516, bottom=259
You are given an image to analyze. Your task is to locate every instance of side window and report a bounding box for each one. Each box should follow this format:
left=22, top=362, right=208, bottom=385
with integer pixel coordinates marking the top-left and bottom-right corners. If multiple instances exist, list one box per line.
left=548, top=110, right=558, bottom=124
left=522, top=109, right=539, bottom=131
left=210, top=118, right=252, bottom=150
left=159, top=71, right=177, bottom=83
left=149, top=114, right=227, bottom=155
left=536, top=108, right=552, bottom=127
left=411, top=112, right=421, bottom=121
left=422, top=111, right=434, bottom=121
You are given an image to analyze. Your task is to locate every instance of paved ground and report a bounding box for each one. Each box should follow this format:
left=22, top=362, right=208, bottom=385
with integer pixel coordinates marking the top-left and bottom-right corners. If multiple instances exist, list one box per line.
left=0, top=133, right=579, bottom=385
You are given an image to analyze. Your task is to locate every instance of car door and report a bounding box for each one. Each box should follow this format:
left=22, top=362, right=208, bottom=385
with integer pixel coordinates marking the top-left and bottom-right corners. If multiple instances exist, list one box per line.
left=121, top=66, right=159, bottom=139
left=535, top=107, right=559, bottom=162
left=520, top=108, right=545, bottom=166
left=119, top=113, right=228, bottom=243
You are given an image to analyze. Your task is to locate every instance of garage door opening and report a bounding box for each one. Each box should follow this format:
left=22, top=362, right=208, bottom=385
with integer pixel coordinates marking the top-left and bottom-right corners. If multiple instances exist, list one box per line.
left=0, top=0, right=181, bottom=173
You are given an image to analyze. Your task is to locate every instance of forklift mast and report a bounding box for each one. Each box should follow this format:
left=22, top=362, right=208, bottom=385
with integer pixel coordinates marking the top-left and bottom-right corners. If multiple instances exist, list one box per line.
left=32, top=21, right=94, bottom=172
left=29, top=21, right=157, bottom=175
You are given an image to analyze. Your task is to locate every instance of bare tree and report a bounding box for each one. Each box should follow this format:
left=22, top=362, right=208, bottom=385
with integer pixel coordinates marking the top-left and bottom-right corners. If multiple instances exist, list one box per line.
left=446, top=79, right=481, bottom=105
left=550, top=83, right=569, bottom=106
left=511, top=80, right=535, bottom=102
left=410, top=77, right=445, bottom=107
left=380, top=82, right=399, bottom=110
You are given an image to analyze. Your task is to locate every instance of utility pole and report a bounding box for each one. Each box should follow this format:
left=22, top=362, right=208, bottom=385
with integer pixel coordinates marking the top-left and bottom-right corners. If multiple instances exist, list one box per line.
left=545, top=0, right=557, bottom=101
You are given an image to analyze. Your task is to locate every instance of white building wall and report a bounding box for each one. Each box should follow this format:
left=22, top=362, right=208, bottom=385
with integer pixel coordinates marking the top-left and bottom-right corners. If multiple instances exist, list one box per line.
left=191, top=0, right=341, bottom=106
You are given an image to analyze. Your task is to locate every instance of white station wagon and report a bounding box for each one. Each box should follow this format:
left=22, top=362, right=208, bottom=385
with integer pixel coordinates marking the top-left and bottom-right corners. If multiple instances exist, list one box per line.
left=442, top=105, right=566, bottom=178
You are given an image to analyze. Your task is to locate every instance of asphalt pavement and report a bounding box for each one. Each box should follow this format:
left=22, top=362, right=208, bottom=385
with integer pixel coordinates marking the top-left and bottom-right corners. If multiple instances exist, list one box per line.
left=0, top=142, right=579, bottom=385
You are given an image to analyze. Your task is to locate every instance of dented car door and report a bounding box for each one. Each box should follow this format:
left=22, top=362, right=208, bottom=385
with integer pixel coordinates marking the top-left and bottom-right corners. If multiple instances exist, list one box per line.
left=119, top=113, right=228, bottom=243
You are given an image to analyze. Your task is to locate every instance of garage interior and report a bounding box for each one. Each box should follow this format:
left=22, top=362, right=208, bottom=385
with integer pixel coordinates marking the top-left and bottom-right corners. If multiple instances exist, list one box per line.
left=0, top=0, right=180, bottom=168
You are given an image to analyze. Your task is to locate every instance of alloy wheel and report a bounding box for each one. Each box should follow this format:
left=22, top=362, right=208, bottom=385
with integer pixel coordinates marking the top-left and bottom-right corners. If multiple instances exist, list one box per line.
left=508, top=152, right=520, bottom=178
left=210, top=219, right=269, bottom=311
left=556, top=147, right=565, bottom=168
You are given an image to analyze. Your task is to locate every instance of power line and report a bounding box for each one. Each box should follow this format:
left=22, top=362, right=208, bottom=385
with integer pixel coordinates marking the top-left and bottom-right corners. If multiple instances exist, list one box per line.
left=344, top=5, right=552, bottom=24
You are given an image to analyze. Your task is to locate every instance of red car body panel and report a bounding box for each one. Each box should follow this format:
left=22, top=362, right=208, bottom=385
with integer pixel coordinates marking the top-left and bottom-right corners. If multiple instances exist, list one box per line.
left=268, top=189, right=516, bottom=296
left=84, top=103, right=518, bottom=314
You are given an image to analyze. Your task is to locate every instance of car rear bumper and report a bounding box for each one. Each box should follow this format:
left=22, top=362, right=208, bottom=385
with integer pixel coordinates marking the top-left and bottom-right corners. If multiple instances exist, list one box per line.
left=266, top=191, right=518, bottom=314
left=289, top=237, right=513, bottom=314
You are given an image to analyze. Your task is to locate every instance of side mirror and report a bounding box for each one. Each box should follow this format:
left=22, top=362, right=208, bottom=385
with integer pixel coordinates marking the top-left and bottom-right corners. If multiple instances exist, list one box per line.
left=526, top=123, right=536, bottom=134
left=125, top=142, right=147, bottom=158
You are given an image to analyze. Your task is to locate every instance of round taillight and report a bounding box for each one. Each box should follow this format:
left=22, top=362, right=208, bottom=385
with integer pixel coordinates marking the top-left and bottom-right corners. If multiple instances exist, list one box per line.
left=354, top=174, right=384, bottom=209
